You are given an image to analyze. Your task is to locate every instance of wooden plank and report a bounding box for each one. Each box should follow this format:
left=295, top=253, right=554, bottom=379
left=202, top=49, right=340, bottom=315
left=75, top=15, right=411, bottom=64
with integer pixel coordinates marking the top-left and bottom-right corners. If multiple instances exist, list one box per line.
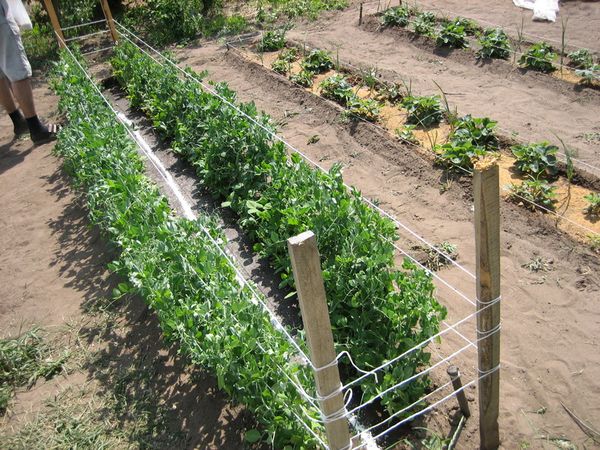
left=474, top=158, right=501, bottom=449
left=100, top=0, right=118, bottom=43
left=287, top=231, right=350, bottom=450
left=41, top=0, right=65, bottom=48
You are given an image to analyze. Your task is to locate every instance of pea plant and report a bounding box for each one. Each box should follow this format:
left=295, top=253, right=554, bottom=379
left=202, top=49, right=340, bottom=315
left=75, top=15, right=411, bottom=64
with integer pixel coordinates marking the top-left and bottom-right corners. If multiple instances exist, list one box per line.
left=511, top=142, right=558, bottom=178
left=53, top=50, right=323, bottom=447
left=112, top=42, right=446, bottom=418
left=402, top=94, right=443, bottom=127
left=519, top=42, right=556, bottom=73
left=478, top=28, right=511, bottom=60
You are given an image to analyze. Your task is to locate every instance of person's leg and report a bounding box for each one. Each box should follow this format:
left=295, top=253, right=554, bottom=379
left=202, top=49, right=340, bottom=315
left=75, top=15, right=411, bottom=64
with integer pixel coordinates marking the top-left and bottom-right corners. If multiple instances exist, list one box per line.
left=0, top=75, right=28, bottom=136
left=11, top=78, right=36, bottom=118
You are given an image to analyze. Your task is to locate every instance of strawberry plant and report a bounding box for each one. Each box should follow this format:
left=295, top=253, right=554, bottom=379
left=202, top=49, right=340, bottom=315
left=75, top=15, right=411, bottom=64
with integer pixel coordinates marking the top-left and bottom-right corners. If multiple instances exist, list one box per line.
left=576, top=65, right=600, bottom=84
left=396, top=124, right=419, bottom=144
left=257, top=29, right=286, bottom=52
left=402, top=94, right=443, bottom=127
left=451, top=17, right=481, bottom=36
left=511, top=142, right=558, bottom=178
left=380, top=81, right=404, bottom=103
left=289, top=69, right=314, bottom=87
left=568, top=49, right=593, bottom=69
left=451, top=115, right=499, bottom=150
left=519, top=42, right=556, bottom=73
left=584, top=193, right=600, bottom=217
left=434, top=140, right=488, bottom=171
left=478, top=28, right=511, bottom=60
left=300, top=49, right=334, bottom=73
left=347, top=96, right=380, bottom=122
left=319, top=74, right=354, bottom=105
left=271, top=57, right=290, bottom=74
left=112, top=41, right=446, bottom=418
left=53, top=49, right=324, bottom=447
left=412, top=12, right=436, bottom=36
left=509, top=177, right=557, bottom=211
left=381, top=6, right=411, bottom=27
left=279, top=47, right=300, bottom=63
left=436, top=21, right=468, bottom=48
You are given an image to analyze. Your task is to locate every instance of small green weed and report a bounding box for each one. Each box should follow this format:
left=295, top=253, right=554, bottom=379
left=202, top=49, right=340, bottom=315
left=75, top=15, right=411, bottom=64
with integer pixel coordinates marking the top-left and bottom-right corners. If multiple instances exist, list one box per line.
left=511, top=142, right=558, bottom=178
left=509, top=178, right=557, bottom=211
left=402, top=94, right=443, bottom=127
left=478, top=28, right=511, bottom=60
left=520, top=42, right=556, bottom=73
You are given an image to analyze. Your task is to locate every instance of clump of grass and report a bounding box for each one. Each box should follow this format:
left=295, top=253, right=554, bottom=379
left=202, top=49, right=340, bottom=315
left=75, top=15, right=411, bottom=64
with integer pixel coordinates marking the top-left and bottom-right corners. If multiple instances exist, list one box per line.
left=0, top=328, right=68, bottom=414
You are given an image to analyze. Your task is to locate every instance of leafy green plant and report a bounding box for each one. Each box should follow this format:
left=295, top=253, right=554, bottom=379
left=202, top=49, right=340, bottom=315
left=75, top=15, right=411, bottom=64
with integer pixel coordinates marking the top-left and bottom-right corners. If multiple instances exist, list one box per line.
left=509, top=178, right=557, bottom=211
left=347, top=96, right=380, bottom=122
left=112, top=41, right=446, bottom=420
left=271, top=58, right=290, bottom=74
left=381, top=6, right=411, bottom=27
left=257, top=29, right=287, bottom=52
left=300, top=49, right=334, bottom=73
left=576, top=65, right=600, bottom=84
left=290, top=69, right=315, bottom=87
left=478, top=28, right=511, bottom=60
left=568, top=49, right=593, bottom=69
left=412, top=12, right=436, bottom=36
left=402, top=95, right=443, bottom=127
left=452, top=17, right=481, bottom=35
left=436, top=22, right=468, bottom=48
left=380, top=82, right=404, bottom=103
left=590, top=235, right=600, bottom=254
left=451, top=115, right=499, bottom=150
left=319, top=74, right=354, bottom=104
left=519, top=42, right=556, bottom=73
left=584, top=193, right=600, bottom=216
left=396, top=124, right=419, bottom=144
left=279, top=47, right=300, bottom=63
left=511, top=142, right=558, bottom=178
left=434, top=140, right=488, bottom=171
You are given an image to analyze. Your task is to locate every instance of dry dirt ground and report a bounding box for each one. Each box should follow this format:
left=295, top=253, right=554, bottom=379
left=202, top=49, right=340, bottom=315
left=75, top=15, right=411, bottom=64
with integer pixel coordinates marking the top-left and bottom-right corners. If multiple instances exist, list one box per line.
left=0, top=82, right=257, bottom=449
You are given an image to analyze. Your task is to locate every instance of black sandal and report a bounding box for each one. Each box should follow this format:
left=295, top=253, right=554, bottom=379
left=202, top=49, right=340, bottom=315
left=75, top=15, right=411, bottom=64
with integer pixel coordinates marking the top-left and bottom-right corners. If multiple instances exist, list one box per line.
left=31, top=123, right=60, bottom=145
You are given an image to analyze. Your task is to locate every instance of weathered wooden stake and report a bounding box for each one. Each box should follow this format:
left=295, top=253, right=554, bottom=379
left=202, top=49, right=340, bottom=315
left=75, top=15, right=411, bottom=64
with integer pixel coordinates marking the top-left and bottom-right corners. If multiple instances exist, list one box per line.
left=100, top=0, right=119, bottom=43
left=41, top=0, right=65, bottom=48
left=287, top=231, right=351, bottom=450
left=359, top=2, right=363, bottom=26
left=447, top=365, right=470, bottom=418
left=474, top=158, right=501, bottom=450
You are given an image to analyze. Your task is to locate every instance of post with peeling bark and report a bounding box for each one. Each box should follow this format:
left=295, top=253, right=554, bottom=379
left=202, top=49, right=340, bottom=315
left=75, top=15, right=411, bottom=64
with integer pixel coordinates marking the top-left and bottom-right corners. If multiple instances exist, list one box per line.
left=287, top=231, right=351, bottom=450
left=100, top=0, right=119, bottom=43
left=41, top=0, right=65, bottom=48
left=474, top=158, right=501, bottom=450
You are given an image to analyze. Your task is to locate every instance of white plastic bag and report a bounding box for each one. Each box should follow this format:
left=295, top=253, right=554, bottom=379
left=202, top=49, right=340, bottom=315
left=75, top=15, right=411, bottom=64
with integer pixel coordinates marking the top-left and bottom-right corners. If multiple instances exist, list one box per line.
left=513, top=0, right=559, bottom=22
left=6, top=0, right=32, bottom=31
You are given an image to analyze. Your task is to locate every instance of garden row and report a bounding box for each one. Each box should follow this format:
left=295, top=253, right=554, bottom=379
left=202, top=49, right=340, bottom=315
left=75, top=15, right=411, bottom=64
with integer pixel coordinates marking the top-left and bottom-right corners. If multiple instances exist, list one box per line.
left=251, top=41, right=600, bottom=227
left=374, top=5, right=600, bottom=84
left=51, top=49, right=324, bottom=447
left=111, top=41, right=447, bottom=416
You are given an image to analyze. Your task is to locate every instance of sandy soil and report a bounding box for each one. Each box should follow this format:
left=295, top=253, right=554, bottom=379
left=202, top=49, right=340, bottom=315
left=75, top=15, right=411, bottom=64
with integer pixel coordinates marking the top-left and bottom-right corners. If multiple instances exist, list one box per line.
left=0, top=81, right=256, bottom=449
left=281, top=2, right=600, bottom=177
left=172, top=41, right=600, bottom=448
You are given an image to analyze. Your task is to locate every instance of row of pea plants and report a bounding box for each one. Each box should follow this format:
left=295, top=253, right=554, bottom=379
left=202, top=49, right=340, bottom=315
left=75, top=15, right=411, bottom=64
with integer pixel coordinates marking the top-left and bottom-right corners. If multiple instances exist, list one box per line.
left=51, top=49, right=324, bottom=447
left=378, top=6, right=600, bottom=84
left=111, top=41, right=447, bottom=415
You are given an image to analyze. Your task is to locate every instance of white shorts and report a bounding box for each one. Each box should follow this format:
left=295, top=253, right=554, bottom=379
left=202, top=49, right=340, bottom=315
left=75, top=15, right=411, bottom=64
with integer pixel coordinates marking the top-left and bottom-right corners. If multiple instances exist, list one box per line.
left=0, top=0, right=32, bottom=82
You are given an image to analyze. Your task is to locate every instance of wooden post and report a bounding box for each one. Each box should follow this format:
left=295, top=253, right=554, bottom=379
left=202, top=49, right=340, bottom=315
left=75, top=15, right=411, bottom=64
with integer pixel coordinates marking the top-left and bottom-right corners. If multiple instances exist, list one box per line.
left=473, top=158, right=501, bottom=450
left=287, top=231, right=351, bottom=450
left=41, top=0, right=65, bottom=48
left=447, top=365, right=470, bottom=418
left=100, top=0, right=119, bottom=43
left=359, top=3, right=363, bottom=26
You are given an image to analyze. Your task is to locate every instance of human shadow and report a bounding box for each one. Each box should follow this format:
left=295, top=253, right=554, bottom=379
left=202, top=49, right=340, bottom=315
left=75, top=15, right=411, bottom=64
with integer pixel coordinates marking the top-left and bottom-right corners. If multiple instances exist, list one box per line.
left=0, top=140, right=34, bottom=176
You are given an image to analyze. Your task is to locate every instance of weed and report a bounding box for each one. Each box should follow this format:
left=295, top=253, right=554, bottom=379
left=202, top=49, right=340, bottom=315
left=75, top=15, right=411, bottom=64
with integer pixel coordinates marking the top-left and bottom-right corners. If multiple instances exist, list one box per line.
left=381, top=6, right=411, bottom=27
left=509, top=178, right=557, bottom=211
left=402, top=94, right=443, bottom=127
left=257, top=29, right=287, bottom=52
left=568, top=49, right=594, bottom=69
left=590, top=235, right=600, bottom=254
left=436, top=21, right=469, bottom=48
left=424, top=242, right=458, bottom=271
left=519, top=42, right=556, bottom=73
left=478, top=28, right=511, bottom=60
left=522, top=256, right=552, bottom=272
left=290, top=69, right=315, bottom=87
left=511, top=142, right=558, bottom=178
left=451, top=115, right=498, bottom=150
left=584, top=193, right=600, bottom=217
left=300, top=49, right=334, bottom=73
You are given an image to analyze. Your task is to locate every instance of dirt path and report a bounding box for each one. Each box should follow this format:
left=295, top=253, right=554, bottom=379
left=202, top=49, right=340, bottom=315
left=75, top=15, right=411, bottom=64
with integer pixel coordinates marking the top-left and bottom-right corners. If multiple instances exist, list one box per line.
left=0, top=81, right=255, bottom=449
left=283, top=3, right=600, bottom=175
left=174, top=42, right=600, bottom=448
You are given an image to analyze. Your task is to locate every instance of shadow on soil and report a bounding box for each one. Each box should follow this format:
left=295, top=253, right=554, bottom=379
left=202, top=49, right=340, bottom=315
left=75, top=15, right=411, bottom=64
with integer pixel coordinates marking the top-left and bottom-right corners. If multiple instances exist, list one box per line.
left=44, top=166, right=262, bottom=449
